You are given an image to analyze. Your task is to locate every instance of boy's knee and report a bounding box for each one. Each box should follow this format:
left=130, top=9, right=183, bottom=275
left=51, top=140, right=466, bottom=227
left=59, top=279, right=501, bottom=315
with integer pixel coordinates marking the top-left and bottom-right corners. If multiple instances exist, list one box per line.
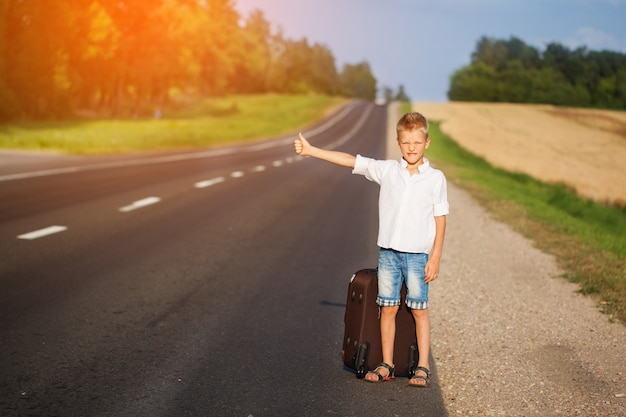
left=380, top=305, right=399, bottom=317
left=411, top=308, right=429, bottom=320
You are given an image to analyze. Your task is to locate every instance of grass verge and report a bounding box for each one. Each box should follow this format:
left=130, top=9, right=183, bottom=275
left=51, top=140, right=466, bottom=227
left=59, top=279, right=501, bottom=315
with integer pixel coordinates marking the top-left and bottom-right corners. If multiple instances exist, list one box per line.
left=0, top=94, right=346, bottom=154
left=419, top=108, right=626, bottom=324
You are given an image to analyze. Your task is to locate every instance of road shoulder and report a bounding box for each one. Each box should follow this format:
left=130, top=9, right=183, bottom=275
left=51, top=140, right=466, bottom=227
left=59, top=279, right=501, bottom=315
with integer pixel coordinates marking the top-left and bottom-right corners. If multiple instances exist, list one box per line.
left=387, top=102, right=626, bottom=416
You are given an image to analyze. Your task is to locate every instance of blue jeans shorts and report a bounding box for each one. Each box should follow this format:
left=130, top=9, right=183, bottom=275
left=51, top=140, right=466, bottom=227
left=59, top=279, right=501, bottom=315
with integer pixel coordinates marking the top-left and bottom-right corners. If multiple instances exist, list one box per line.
left=377, top=248, right=429, bottom=310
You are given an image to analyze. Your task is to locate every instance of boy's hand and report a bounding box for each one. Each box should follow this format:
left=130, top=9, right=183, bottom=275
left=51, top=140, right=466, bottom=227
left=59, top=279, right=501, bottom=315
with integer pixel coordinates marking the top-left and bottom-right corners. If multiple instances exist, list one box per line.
left=424, top=258, right=440, bottom=283
left=293, top=132, right=355, bottom=168
left=294, top=132, right=312, bottom=156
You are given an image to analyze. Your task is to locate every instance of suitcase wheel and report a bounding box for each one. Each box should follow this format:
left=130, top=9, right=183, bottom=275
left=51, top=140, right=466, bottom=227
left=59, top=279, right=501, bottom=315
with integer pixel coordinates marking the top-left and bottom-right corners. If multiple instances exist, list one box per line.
left=407, top=343, right=419, bottom=378
left=354, top=342, right=370, bottom=379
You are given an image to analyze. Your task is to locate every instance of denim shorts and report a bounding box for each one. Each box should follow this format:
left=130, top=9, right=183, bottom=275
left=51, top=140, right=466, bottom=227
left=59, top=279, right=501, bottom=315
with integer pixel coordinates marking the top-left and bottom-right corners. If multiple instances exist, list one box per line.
left=377, top=248, right=429, bottom=310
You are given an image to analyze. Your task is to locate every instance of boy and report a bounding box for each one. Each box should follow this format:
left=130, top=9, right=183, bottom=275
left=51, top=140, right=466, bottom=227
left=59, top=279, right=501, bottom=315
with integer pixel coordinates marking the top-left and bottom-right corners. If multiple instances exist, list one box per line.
left=294, top=112, right=448, bottom=387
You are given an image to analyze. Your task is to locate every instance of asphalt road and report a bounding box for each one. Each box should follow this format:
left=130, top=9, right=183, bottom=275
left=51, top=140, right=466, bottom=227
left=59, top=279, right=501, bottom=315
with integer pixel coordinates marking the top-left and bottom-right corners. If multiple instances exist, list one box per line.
left=0, top=102, right=446, bottom=417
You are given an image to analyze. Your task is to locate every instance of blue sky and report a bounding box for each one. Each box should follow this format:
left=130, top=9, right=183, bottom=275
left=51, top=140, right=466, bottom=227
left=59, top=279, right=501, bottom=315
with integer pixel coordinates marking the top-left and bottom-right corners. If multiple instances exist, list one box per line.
left=235, top=0, right=626, bottom=101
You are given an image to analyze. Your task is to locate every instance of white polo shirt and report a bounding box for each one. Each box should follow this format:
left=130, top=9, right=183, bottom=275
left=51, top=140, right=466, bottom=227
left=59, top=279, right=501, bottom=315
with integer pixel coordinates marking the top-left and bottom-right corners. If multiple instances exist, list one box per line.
left=352, top=155, right=449, bottom=254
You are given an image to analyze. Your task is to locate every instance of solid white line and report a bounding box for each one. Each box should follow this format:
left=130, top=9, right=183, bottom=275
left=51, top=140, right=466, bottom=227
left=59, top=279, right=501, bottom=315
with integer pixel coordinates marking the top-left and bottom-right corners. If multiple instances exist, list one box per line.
left=0, top=148, right=236, bottom=183
left=194, top=177, right=225, bottom=188
left=325, top=104, right=374, bottom=150
left=118, top=196, right=161, bottom=212
left=1, top=167, right=81, bottom=182
left=18, top=225, right=67, bottom=240
left=245, top=102, right=359, bottom=151
left=0, top=102, right=362, bottom=183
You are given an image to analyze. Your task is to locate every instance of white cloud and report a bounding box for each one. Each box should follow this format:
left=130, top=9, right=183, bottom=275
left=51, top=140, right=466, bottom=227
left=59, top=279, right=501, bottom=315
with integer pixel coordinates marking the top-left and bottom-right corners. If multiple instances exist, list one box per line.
left=568, top=27, right=625, bottom=51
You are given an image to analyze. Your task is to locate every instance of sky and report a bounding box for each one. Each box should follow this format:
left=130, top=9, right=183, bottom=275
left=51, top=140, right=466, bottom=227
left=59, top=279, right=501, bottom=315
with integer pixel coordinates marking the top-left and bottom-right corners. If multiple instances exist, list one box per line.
left=234, top=0, right=626, bottom=102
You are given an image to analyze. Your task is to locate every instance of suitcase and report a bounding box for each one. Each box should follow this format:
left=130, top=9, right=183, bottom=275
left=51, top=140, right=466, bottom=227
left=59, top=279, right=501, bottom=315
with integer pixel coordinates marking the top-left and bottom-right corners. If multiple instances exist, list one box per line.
left=342, top=268, right=418, bottom=379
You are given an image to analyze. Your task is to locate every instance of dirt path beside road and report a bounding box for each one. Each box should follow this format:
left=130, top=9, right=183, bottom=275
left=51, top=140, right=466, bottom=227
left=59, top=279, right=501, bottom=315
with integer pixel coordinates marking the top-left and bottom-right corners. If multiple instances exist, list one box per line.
left=432, top=183, right=625, bottom=416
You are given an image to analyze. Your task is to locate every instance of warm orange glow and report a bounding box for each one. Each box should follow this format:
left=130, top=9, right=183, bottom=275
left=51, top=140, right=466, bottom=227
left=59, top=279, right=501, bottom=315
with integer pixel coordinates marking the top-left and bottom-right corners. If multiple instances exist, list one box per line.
left=1, top=0, right=372, bottom=121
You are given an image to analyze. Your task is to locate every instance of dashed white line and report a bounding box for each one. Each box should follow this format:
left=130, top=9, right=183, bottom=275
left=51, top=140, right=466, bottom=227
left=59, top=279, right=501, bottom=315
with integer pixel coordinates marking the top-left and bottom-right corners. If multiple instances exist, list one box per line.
left=119, top=197, right=161, bottom=212
left=16, top=157, right=304, bottom=241
left=18, top=225, right=67, bottom=240
left=195, top=176, right=225, bottom=188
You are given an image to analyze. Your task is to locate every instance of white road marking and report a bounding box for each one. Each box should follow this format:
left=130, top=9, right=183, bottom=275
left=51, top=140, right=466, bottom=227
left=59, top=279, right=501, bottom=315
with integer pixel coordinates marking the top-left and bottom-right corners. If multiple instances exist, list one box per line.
left=119, top=197, right=161, bottom=212
left=1, top=167, right=81, bottom=182
left=18, top=225, right=67, bottom=240
left=0, top=102, right=361, bottom=183
left=15, top=155, right=312, bottom=240
left=324, top=104, right=373, bottom=150
left=194, top=177, right=225, bottom=188
left=7, top=105, right=363, bottom=243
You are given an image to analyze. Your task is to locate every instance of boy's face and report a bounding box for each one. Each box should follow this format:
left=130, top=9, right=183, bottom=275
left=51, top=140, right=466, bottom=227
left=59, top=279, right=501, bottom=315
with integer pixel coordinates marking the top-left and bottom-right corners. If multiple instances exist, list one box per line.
left=397, top=129, right=430, bottom=166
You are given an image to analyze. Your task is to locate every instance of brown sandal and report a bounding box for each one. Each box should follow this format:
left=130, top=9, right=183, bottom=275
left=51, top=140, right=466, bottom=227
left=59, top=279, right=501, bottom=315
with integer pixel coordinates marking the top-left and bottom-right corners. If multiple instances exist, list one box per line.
left=408, top=366, right=431, bottom=387
left=365, top=362, right=395, bottom=382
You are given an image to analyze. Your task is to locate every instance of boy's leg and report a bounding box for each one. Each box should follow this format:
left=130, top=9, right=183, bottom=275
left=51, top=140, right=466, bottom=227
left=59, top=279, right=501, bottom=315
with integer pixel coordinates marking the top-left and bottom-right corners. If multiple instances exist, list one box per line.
left=410, top=307, right=431, bottom=386
left=412, top=308, right=430, bottom=368
left=364, top=305, right=398, bottom=382
left=405, top=253, right=432, bottom=386
left=365, top=249, right=402, bottom=382
left=380, top=305, right=399, bottom=367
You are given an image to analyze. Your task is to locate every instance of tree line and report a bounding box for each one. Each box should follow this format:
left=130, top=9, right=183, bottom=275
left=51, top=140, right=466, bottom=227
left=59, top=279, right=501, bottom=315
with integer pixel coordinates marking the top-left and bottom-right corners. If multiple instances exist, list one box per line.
left=0, top=0, right=383, bottom=121
left=448, top=36, right=626, bottom=109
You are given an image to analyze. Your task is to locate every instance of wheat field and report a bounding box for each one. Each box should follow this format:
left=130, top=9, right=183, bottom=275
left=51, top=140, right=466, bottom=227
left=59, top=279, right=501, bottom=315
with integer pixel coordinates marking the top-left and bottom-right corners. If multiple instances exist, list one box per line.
left=413, top=102, right=626, bottom=205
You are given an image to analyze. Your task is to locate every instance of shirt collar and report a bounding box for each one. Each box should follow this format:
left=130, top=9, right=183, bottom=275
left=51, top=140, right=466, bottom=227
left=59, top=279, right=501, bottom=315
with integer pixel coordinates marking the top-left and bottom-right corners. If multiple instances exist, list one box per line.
left=401, top=157, right=431, bottom=173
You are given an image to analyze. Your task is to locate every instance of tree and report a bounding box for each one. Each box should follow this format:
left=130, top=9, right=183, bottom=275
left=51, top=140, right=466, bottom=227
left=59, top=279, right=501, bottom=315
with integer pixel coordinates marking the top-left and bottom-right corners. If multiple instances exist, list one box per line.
left=497, top=60, right=531, bottom=102
left=471, top=36, right=508, bottom=70
left=0, top=0, right=15, bottom=119
left=380, top=86, right=394, bottom=102
left=448, top=62, right=499, bottom=101
left=339, top=62, right=376, bottom=100
left=4, top=0, right=79, bottom=118
left=394, top=85, right=410, bottom=102
left=230, top=9, right=272, bottom=93
left=449, top=35, right=626, bottom=109
left=0, top=1, right=381, bottom=120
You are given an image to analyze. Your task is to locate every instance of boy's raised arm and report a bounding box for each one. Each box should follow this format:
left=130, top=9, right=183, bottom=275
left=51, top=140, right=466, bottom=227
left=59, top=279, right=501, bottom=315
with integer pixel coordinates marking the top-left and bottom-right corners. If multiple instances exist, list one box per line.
left=294, top=133, right=356, bottom=168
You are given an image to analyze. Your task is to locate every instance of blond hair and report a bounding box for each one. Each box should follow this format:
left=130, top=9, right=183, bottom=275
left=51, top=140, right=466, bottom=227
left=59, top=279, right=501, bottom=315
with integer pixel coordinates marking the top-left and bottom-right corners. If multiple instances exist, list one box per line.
left=396, top=112, right=429, bottom=137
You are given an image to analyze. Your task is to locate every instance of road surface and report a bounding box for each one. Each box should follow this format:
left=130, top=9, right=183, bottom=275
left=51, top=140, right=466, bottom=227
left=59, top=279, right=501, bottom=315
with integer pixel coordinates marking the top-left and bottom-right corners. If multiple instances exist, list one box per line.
left=0, top=102, right=446, bottom=416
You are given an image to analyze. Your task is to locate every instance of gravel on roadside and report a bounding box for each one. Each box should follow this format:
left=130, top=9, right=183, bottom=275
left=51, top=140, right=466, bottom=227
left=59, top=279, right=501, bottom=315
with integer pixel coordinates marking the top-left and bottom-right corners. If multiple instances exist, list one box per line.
left=432, top=183, right=625, bottom=417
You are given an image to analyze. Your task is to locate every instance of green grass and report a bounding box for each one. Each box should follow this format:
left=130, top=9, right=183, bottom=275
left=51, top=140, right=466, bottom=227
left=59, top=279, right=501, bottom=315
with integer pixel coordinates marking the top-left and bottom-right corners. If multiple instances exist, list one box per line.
left=0, top=94, right=347, bottom=154
left=417, top=103, right=626, bottom=324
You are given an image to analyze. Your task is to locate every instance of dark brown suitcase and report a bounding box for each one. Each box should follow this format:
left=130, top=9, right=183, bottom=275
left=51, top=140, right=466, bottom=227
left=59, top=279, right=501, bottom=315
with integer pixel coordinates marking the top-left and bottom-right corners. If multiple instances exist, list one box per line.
left=342, top=268, right=418, bottom=379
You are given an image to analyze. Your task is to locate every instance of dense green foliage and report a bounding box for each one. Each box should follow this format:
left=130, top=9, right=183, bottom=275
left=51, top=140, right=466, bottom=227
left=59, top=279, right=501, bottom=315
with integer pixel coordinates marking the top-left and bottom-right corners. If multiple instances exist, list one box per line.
left=448, top=36, right=626, bottom=109
left=0, top=0, right=376, bottom=121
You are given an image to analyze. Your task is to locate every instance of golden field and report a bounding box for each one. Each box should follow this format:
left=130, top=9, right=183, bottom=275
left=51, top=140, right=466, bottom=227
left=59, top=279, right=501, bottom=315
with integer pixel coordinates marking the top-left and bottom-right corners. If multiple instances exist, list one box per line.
left=413, top=102, right=626, bottom=205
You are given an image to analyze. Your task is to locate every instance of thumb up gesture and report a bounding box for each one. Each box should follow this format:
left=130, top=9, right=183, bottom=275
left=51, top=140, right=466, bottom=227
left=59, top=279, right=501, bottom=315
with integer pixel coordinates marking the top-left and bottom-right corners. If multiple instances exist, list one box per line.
left=294, top=132, right=312, bottom=156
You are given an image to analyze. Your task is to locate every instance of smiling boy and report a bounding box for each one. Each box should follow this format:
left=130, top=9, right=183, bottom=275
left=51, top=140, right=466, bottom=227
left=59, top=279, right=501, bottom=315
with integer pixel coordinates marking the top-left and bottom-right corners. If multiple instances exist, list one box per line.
left=294, top=111, right=449, bottom=387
